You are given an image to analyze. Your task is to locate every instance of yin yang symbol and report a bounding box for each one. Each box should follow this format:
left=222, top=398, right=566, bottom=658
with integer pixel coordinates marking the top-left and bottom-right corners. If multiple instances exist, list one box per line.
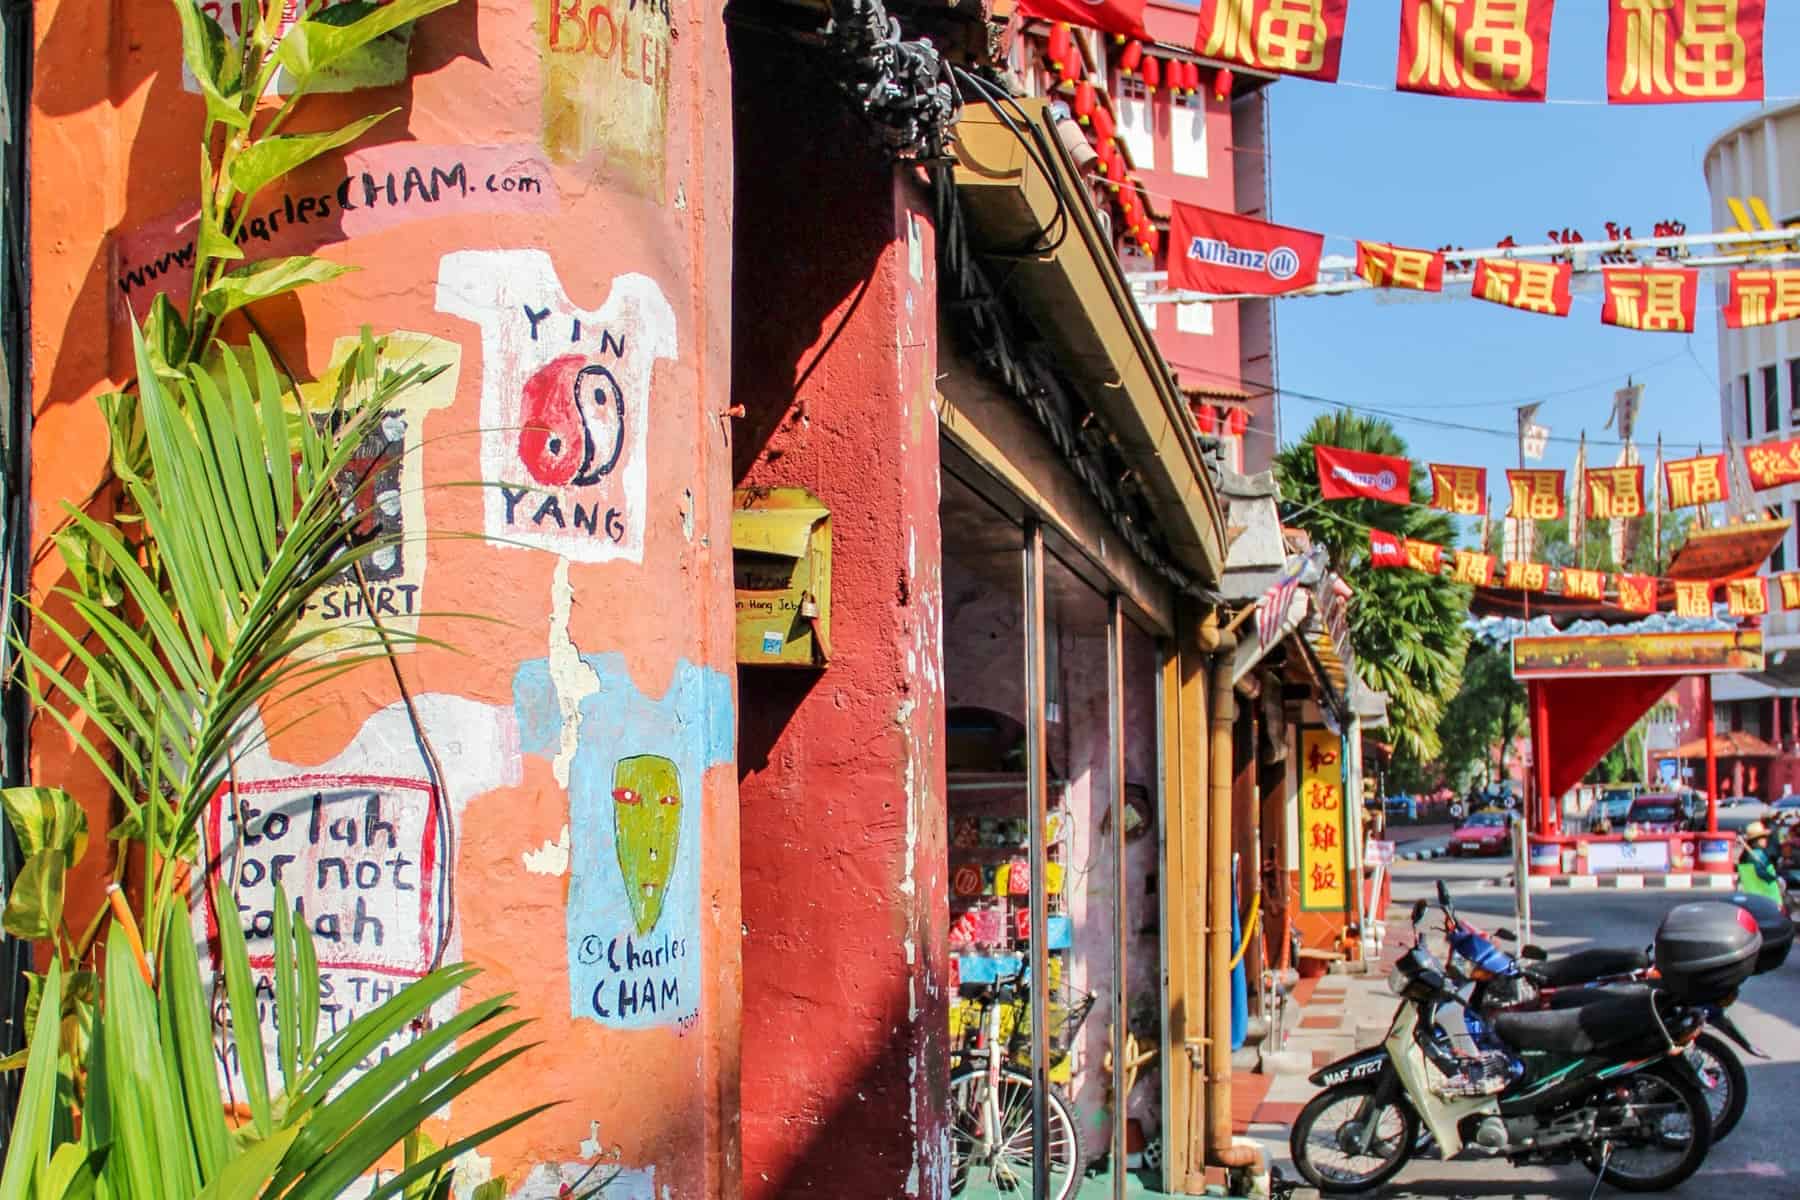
left=518, top=355, right=626, bottom=488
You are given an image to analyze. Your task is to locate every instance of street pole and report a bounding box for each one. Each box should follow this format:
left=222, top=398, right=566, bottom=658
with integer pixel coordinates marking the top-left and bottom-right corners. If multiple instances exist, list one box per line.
left=1704, top=674, right=1719, bottom=834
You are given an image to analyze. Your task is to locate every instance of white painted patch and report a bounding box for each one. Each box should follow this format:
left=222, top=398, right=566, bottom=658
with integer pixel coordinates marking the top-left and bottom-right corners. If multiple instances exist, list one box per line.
left=549, top=558, right=602, bottom=787
left=524, top=824, right=572, bottom=876
left=680, top=488, right=695, bottom=542
left=514, top=1162, right=655, bottom=1200
left=451, top=1150, right=494, bottom=1200
left=579, top=1118, right=606, bottom=1159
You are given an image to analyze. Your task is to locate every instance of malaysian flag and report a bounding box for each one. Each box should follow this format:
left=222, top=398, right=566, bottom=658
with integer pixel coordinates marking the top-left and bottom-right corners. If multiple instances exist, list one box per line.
left=1257, top=554, right=1307, bottom=650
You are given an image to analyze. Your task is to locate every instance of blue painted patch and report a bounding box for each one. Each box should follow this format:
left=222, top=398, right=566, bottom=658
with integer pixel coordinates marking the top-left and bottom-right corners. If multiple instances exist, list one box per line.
left=514, top=654, right=733, bottom=1029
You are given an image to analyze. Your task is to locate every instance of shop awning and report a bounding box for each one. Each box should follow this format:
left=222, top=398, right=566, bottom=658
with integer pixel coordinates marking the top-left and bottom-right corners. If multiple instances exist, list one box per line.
left=1664, top=517, right=1790, bottom=581
left=950, top=99, right=1228, bottom=586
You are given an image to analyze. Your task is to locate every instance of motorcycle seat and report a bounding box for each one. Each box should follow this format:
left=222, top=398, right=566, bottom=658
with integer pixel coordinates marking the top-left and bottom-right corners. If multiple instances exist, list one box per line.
left=1528, top=946, right=1651, bottom=988
left=1491, top=986, right=1659, bottom=1054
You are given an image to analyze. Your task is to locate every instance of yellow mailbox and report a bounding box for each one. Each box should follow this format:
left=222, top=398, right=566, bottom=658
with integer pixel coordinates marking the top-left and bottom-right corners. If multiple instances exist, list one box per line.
left=732, top=487, right=831, bottom=667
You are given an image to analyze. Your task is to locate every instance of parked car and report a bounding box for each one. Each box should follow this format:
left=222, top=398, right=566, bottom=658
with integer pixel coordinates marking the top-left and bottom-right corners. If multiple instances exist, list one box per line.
left=1597, top=785, right=1637, bottom=824
left=1625, top=793, right=1687, bottom=833
left=1448, top=810, right=1512, bottom=856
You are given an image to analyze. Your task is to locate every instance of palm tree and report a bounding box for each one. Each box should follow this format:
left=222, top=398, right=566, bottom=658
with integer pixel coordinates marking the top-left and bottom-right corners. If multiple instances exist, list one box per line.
left=1274, top=412, right=1470, bottom=761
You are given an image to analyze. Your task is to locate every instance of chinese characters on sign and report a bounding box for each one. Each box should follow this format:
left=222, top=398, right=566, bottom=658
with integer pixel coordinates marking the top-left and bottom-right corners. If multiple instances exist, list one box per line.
left=1778, top=572, right=1800, bottom=611
left=1607, top=0, right=1764, bottom=104
left=1617, top=573, right=1657, bottom=612
left=1743, top=436, right=1800, bottom=491
left=1355, top=240, right=1445, bottom=291
left=1429, top=462, right=1487, bottom=514
left=1585, top=464, right=1645, bottom=518
left=1664, top=453, right=1730, bottom=507
left=1505, top=559, right=1548, bottom=591
left=1398, top=0, right=1554, bottom=102
left=1562, top=568, right=1604, bottom=601
left=1507, top=468, right=1567, bottom=520
left=1196, top=0, right=1349, bottom=82
left=1674, top=579, right=1713, bottom=617
left=1472, top=258, right=1573, bottom=316
left=1299, top=728, right=1348, bottom=911
left=1723, top=269, right=1800, bottom=328
left=1405, top=539, right=1445, bottom=574
left=1600, top=267, right=1698, bottom=331
left=1726, top=576, right=1767, bottom=616
left=1453, top=550, right=1495, bottom=586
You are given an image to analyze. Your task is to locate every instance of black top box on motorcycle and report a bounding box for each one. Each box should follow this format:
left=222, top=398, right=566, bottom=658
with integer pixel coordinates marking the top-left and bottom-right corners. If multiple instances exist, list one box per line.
left=1728, top=891, right=1793, bottom=973
left=1654, top=901, right=1762, bottom=1001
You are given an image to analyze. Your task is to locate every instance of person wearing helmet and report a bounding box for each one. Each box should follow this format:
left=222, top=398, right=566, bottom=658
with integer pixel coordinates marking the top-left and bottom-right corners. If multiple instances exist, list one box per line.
left=1738, top=821, right=1783, bottom=905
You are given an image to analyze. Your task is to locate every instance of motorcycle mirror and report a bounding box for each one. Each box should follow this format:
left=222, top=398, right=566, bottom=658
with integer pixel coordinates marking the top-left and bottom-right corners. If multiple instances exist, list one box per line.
left=1493, top=927, right=1517, bottom=942
left=1521, top=945, right=1548, bottom=962
left=1436, top=880, right=1452, bottom=909
left=1410, top=898, right=1428, bottom=925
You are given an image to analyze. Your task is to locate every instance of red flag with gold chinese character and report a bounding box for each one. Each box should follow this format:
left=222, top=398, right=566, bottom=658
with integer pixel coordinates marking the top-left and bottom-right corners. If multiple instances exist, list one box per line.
left=1428, top=463, right=1487, bottom=514
left=1743, top=436, right=1800, bottom=491
left=1195, top=0, right=1348, bottom=82
left=1369, top=528, right=1408, bottom=567
left=1472, top=258, right=1572, bottom=317
left=1585, top=464, right=1644, bottom=518
left=1561, top=568, right=1604, bottom=601
left=1607, top=0, right=1764, bottom=104
left=1601, top=268, right=1699, bottom=332
left=1405, top=539, right=1444, bottom=574
left=1356, top=241, right=1445, bottom=292
left=1506, top=469, right=1566, bottom=520
left=1674, top=580, right=1713, bottom=617
left=1727, top=576, right=1768, bottom=616
left=1617, top=573, right=1657, bottom=612
left=1778, top=572, right=1800, bottom=611
left=1018, top=0, right=1147, bottom=39
left=1504, top=560, right=1548, bottom=592
left=1663, top=453, right=1730, bottom=507
left=1452, top=550, right=1494, bottom=586
left=1723, top=269, right=1800, bottom=328
left=1397, top=0, right=1554, bottom=101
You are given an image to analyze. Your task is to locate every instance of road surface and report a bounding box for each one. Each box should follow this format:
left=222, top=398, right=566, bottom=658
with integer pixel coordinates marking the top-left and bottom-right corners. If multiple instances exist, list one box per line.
left=1275, top=854, right=1800, bottom=1198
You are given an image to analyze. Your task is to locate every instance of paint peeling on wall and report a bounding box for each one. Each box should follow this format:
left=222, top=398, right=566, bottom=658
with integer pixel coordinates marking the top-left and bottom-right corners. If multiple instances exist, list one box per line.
left=522, top=824, right=572, bottom=875
left=537, top=0, right=672, bottom=198
left=193, top=695, right=520, bottom=1090
left=513, top=653, right=731, bottom=1029
left=548, top=558, right=602, bottom=785
left=436, top=251, right=676, bottom=563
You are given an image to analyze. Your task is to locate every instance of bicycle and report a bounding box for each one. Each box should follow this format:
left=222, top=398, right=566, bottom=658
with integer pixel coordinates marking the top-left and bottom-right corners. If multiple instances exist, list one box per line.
left=948, top=967, right=1094, bottom=1198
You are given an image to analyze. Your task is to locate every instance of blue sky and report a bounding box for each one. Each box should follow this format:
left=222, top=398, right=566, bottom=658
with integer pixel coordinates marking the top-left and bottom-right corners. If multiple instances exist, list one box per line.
left=1262, top=3, right=1799, bottom=494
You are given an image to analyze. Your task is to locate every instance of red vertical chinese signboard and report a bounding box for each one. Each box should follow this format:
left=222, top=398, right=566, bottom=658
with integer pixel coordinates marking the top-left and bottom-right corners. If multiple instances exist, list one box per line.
left=1300, top=728, right=1347, bottom=912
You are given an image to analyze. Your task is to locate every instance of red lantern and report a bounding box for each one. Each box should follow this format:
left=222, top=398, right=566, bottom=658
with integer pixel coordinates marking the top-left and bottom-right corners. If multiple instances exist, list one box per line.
left=1047, top=22, right=1072, bottom=71
left=1100, top=144, right=1124, bottom=188
left=1073, top=80, right=1096, bottom=124
left=1141, top=56, right=1161, bottom=92
left=1196, top=404, right=1217, bottom=435
left=1119, top=190, right=1139, bottom=225
left=1227, top=406, right=1248, bottom=437
left=1141, top=229, right=1160, bottom=258
left=1181, top=62, right=1200, bottom=95
left=1118, top=40, right=1143, bottom=76
left=1213, top=67, right=1234, bottom=102
left=1058, top=54, right=1083, bottom=89
left=1091, top=105, right=1115, bottom=144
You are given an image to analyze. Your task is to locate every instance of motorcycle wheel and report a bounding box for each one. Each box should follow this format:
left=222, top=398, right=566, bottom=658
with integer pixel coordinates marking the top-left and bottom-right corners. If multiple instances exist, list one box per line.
left=1581, top=1060, right=1713, bottom=1194
left=1289, top=1081, right=1416, bottom=1194
left=1689, top=1030, right=1748, bottom=1142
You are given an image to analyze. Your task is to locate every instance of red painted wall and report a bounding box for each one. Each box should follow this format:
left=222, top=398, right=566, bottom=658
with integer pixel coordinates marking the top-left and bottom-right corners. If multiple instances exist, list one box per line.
left=731, top=29, right=950, bottom=1200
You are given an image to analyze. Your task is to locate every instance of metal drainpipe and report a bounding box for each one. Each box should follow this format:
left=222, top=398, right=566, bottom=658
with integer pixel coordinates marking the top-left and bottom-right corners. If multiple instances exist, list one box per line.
left=1206, top=623, right=1260, bottom=1170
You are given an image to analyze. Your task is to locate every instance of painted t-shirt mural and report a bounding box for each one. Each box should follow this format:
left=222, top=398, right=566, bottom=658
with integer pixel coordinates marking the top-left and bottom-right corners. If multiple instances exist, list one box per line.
left=513, top=654, right=733, bottom=1031
left=436, top=249, right=676, bottom=563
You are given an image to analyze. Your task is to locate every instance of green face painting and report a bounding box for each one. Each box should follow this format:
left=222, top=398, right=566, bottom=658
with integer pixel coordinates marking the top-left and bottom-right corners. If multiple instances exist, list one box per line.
left=611, top=754, right=683, bottom=934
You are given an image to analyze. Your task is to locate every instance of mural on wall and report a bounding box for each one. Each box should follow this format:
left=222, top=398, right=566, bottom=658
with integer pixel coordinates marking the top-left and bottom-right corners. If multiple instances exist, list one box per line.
left=194, top=695, right=520, bottom=1089
left=513, top=654, right=732, bottom=1030
left=436, top=250, right=675, bottom=564
left=287, top=332, right=458, bottom=658
left=537, top=0, right=672, bottom=199
left=117, top=145, right=557, bottom=319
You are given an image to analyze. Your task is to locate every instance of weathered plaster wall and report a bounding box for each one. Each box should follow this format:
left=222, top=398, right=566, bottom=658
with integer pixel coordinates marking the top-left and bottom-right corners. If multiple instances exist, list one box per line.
left=29, top=0, right=741, bottom=1194
left=730, top=26, right=949, bottom=1200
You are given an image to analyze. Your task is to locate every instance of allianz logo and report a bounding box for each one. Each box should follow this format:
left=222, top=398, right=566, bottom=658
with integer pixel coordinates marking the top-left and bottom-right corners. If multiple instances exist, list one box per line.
left=1186, top=237, right=1303, bottom=280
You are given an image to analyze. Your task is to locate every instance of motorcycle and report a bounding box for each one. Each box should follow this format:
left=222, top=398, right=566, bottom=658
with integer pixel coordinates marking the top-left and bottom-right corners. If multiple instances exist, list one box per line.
left=1290, top=894, right=1734, bottom=1194
left=1432, top=879, right=1779, bottom=1143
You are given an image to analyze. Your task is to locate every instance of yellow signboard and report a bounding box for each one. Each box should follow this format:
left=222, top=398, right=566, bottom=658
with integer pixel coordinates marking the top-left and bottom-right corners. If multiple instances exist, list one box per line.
left=1299, top=728, right=1347, bottom=913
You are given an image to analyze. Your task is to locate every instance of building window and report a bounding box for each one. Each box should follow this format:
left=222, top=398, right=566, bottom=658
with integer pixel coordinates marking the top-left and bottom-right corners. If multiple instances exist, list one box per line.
left=1169, top=88, right=1207, bottom=179
left=1114, top=76, right=1155, bottom=171
left=1764, top=364, right=1781, bottom=434
left=1790, top=357, right=1800, bottom=424
left=1773, top=540, right=1787, bottom=573
left=1175, top=300, right=1213, bottom=335
left=1742, top=374, right=1753, bottom=437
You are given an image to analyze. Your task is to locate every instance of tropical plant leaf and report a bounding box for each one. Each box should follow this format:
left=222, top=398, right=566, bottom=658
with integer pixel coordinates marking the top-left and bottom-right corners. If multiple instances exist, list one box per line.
left=192, top=1123, right=304, bottom=1200
left=168, top=0, right=249, bottom=130
left=199, top=256, right=359, bottom=319
left=228, top=110, right=396, bottom=201
left=159, top=912, right=232, bottom=1180
left=274, top=0, right=459, bottom=84
left=0, top=961, right=60, bottom=1200
left=2, top=851, right=66, bottom=940
left=0, top=787, right=89, bottom=864
left=210, top=882, right=273, bottom=1138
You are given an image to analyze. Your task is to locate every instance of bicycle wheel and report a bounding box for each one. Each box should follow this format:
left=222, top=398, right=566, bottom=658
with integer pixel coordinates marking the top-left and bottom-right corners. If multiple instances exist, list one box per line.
left=948, top=1065, right=1086, bottom=1199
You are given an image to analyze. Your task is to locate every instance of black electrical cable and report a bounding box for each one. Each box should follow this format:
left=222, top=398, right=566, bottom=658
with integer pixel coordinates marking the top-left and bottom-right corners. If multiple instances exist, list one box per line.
left=949, top=65, right=1073, bottom=257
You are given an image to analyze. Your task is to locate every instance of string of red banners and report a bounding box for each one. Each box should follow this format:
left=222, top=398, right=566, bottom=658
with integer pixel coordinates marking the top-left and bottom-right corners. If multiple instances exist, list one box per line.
left=1167, top=205, right=1800, bottom=330
left=1024, top=0, right=1771, bottom=106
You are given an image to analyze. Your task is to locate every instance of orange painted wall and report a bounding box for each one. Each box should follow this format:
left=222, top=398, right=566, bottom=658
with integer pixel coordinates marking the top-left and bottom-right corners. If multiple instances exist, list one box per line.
left=28, top=1, right=741, bottom=1195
